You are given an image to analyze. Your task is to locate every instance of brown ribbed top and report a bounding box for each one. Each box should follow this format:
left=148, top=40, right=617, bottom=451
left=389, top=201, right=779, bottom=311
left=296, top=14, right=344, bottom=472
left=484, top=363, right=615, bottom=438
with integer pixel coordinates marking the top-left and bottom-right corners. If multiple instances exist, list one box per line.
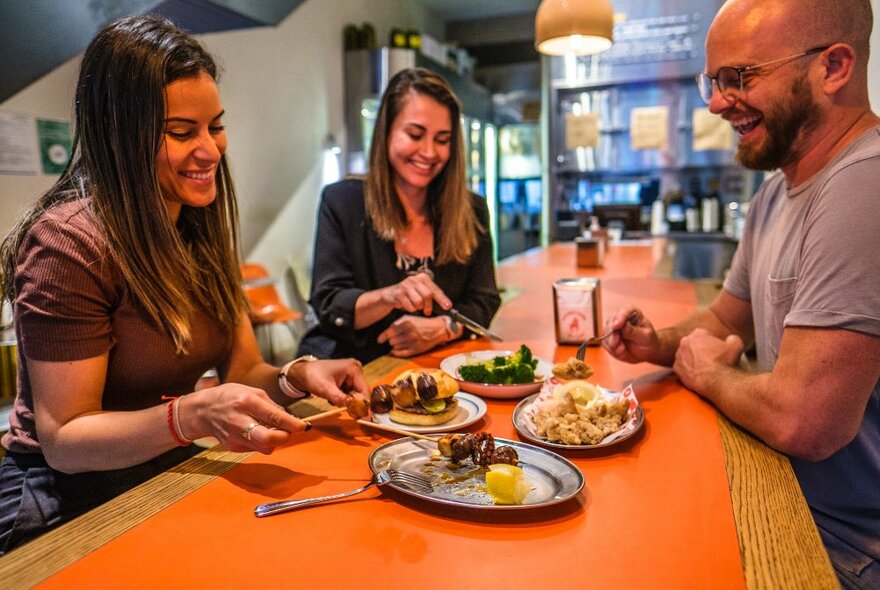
left=2, top=200, right=233, bottom=454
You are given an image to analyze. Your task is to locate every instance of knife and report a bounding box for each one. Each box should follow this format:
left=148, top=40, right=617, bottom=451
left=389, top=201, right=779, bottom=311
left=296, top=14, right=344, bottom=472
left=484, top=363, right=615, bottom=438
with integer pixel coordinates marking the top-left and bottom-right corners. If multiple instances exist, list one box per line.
left=446, top=308, right=503, bottom=342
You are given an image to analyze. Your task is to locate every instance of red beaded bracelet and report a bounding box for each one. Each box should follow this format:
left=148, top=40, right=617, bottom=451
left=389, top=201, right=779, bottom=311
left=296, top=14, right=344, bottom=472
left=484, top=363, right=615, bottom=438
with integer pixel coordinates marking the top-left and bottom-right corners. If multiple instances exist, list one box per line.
left=162, top=396, right=193, bottom=446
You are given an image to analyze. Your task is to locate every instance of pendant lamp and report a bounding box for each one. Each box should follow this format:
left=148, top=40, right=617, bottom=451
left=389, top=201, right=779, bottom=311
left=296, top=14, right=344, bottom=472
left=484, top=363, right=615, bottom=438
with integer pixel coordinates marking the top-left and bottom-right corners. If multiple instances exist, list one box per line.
left=535, top=0, right=614, bottom=56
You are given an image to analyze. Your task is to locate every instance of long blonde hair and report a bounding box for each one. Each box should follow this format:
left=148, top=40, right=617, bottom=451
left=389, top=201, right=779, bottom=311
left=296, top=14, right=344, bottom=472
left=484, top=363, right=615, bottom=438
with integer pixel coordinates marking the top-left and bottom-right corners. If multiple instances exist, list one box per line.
left=364, top=68, right=482, bottom=265
left=0, top=15, right=245, bottom=354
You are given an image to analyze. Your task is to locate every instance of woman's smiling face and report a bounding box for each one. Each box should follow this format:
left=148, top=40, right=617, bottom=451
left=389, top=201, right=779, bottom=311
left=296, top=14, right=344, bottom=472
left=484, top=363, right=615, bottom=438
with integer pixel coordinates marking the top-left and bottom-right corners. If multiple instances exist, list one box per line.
left=156, top=71, right=227, bottom=220
left=386, top=91, right=452, bottom=200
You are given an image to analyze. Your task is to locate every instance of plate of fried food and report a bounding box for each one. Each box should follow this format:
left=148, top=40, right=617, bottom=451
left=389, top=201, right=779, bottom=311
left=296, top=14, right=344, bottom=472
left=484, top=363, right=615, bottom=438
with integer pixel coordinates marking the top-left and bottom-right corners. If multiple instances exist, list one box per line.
left=511, top=358, right=644, bottom=450
left=368, top=432, right=584, bottom=510
left=439, top=344, right=553, bottom=399
left=362, top=368, right=487, bottom=434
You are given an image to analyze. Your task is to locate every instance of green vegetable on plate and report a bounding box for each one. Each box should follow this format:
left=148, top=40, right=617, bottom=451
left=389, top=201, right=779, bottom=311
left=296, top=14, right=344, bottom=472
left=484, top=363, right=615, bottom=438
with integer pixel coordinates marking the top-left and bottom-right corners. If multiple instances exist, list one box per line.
left=457, top=345, right=538, bottom=385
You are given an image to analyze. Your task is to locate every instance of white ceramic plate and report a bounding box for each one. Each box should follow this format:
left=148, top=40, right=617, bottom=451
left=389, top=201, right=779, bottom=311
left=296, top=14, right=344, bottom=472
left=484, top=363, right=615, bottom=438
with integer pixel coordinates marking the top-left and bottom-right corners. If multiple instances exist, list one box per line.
left=368, top=437, right=585, bottom=510
left=366, top=392, right=487, bottom=434
left=512, top=390, right=645, bottom=450
left=440, top=350, right=553, bottom=399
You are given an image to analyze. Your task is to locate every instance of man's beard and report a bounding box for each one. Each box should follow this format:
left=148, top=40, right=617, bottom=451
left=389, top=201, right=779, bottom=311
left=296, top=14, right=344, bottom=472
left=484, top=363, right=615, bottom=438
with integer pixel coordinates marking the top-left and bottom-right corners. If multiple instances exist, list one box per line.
left=735, top=74, right=822, bottom=171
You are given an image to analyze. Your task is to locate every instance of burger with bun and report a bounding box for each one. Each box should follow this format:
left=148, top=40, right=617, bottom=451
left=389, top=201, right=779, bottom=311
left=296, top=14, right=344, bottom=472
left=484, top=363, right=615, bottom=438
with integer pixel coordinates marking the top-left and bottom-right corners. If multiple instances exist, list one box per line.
left=370, top=369, right=460, bottom=426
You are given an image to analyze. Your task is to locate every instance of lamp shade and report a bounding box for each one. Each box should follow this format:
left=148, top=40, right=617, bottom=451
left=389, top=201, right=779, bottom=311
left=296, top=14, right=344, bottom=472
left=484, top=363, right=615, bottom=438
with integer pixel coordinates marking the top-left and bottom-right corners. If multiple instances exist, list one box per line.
left=535, top=0, right=614, bottom=56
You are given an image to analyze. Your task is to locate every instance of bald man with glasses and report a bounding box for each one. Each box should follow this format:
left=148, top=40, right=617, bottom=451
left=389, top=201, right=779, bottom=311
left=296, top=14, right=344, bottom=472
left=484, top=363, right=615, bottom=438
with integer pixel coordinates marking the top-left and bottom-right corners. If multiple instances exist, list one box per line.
left=603, top=1, right=880, bottom=587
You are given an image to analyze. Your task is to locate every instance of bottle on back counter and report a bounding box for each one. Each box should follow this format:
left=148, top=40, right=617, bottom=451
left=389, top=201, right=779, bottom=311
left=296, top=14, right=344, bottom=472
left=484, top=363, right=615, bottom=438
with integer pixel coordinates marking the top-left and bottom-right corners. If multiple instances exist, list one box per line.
left=650, top=199, right=667, bottom=235
left=685, top=206, right=701, bottom=232
left=360, top=23, right=376, bottom=50
left=701, top=197, right=720, bottom=232
left=701, top=179, right=721, bottom=233
left=664, top=190, right=686, bottom=232
left=684, top=176, right=701, bottom=232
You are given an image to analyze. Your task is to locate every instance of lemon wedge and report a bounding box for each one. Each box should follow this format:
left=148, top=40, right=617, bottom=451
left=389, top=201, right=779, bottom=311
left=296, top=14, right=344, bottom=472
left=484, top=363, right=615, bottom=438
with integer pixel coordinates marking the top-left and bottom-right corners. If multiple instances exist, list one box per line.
left=486, top=464, right=532, bottom=505
left=553, top=380, right=600, bottom=405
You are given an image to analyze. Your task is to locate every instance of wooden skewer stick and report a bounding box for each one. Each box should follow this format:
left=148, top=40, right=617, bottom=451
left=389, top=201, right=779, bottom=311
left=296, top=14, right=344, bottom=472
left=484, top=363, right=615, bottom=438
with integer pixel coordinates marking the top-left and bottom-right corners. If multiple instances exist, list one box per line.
left=356, top=419, right=440, bottom=443
left=302, top=407, right=347, bottom=422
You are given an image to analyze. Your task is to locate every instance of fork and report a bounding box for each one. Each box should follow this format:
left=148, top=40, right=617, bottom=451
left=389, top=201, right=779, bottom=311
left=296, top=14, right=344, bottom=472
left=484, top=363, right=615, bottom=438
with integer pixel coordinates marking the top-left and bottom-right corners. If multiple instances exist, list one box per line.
left=576, top=311, right=639, bottom=361
left=254, top=470, right=433, bottom=517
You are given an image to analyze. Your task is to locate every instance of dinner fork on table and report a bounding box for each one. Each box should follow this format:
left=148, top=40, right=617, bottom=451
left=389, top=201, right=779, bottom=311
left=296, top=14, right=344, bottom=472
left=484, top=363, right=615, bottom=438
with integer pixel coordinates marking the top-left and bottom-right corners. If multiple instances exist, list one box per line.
left=576, top=311, right=640, bottom=361
left=254, top=470, right=434, bottom=517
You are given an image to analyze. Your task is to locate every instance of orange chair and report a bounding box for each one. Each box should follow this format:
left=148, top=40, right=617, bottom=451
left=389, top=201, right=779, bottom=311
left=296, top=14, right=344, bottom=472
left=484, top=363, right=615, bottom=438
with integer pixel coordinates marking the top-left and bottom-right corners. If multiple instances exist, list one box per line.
left=241, top=263, right=302, bottom=364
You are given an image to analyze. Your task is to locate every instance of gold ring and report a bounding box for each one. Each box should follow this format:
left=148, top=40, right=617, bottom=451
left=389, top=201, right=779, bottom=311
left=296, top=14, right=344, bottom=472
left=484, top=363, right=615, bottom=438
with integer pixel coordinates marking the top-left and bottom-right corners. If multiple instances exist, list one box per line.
left=242, top=422, right=260, bottom=441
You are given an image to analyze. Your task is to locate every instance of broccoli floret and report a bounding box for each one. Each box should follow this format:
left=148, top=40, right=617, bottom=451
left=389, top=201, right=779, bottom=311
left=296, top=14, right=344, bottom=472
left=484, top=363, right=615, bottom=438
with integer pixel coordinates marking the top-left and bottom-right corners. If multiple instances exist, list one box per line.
left=457, top=345, right=539, bottom=385
left=458, top=364, right=493, bottom=384
left=509, top=363, right=536, bottom=384
left=509, top=344, right=535, bottom=368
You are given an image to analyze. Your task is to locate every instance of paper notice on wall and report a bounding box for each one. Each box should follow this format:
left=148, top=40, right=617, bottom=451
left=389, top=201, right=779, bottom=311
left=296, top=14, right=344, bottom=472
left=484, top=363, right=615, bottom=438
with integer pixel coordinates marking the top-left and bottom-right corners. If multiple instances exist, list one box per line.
left=630, top=106, right=668, bottom=150
left=565, top=112, right=600, bottom=150
left=0, top=111, right=40, bottom=175
left=692, top=107, right=734, bottom=151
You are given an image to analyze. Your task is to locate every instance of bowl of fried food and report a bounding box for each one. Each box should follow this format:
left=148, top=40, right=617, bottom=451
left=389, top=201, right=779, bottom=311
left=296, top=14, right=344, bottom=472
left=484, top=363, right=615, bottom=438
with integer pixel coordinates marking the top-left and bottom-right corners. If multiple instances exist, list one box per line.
left=512, top=358, right=644, bottom=450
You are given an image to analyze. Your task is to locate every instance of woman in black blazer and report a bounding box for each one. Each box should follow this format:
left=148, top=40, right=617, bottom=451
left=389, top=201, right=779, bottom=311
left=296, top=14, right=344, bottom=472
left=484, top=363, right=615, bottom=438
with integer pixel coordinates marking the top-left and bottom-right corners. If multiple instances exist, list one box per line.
left=300, top=68, right=501, bottom=363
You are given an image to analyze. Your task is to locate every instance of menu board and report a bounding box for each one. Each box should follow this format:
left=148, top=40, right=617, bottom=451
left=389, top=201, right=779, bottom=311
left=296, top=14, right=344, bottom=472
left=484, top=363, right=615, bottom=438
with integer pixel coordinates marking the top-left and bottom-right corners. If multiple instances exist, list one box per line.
left=550, top=0, right=724, bottom=85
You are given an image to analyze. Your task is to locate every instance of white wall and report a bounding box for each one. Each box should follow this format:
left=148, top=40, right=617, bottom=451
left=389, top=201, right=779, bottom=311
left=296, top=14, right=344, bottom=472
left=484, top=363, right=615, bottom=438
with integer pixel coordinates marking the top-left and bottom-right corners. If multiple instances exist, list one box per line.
left=0, top=0, right=439, bottom=294
left=0, top=57, right=80, bottom=235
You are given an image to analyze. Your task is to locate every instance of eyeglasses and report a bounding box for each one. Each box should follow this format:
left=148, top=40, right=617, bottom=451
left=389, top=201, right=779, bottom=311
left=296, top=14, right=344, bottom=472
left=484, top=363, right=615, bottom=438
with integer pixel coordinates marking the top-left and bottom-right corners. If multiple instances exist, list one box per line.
left=696, top=46, right=830, bottom=104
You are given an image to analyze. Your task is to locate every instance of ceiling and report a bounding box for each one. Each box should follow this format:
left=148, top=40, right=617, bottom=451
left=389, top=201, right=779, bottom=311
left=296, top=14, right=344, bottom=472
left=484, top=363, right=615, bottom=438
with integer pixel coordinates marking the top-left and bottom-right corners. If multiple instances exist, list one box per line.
left=420, top=0, right=540, bottom=23
left=423, top=0, right=543, bottom=116
left=0, top=0, right=306, bottom=104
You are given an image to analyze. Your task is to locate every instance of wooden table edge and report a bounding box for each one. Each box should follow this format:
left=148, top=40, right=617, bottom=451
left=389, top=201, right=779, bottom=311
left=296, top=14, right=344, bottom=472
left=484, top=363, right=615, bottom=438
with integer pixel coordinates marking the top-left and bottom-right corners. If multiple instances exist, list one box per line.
left=717, top=414, right=838, bottom=589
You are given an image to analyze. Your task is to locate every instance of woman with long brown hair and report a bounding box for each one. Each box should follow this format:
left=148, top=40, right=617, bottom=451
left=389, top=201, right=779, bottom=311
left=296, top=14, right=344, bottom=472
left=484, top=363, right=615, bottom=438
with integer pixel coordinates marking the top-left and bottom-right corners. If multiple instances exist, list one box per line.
left=300, top=67, right=501, bottom=363
left=0, top=15, right=367, bottom=552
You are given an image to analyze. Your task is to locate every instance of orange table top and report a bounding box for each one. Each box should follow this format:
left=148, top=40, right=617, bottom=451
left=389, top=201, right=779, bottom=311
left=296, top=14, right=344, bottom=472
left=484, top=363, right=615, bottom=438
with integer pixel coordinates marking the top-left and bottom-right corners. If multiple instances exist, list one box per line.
left=0, top=242, right=836, bottom=589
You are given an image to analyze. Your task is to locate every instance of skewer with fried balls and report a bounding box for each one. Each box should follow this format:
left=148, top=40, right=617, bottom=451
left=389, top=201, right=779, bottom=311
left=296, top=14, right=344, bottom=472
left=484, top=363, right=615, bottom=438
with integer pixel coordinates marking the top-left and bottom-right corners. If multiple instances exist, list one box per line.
left=437, top=432, right=519, bottom=467
left=315, top=372, right=520, bottom=467
left=304, top=372, right=440, bottom=424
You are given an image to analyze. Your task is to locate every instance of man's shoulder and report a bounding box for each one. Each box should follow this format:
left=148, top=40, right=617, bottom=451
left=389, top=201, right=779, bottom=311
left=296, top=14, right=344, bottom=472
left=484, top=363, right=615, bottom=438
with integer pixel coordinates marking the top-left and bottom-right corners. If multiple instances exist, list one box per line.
left=829, top=126, right=880, bottom=172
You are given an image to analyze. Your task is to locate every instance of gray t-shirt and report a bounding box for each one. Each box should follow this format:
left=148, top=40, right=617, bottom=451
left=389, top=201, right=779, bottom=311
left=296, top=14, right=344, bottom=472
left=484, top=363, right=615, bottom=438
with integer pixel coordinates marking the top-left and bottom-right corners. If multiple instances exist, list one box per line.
left=724, top=127, right=880, bottom=572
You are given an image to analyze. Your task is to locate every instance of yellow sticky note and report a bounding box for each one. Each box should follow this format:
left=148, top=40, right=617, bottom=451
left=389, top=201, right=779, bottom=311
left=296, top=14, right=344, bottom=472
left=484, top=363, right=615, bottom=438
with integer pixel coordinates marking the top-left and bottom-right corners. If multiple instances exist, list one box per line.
left=565, top=112, right=600, bottom=150
left=692, top=107, right=734, bottom=151
left=630, top=106, right=669, bottom=150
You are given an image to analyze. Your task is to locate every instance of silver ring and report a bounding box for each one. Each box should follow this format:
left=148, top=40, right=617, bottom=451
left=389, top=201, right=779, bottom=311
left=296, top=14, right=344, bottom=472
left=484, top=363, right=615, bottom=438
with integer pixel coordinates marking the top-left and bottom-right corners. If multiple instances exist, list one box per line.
left=242, top=422, right=260, bottom=441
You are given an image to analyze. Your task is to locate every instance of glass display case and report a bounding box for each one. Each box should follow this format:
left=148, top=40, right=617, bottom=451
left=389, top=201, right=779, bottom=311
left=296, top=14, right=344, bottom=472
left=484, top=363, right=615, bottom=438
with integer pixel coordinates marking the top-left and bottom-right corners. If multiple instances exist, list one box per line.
left=497, top=123, right=542, bottom=259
